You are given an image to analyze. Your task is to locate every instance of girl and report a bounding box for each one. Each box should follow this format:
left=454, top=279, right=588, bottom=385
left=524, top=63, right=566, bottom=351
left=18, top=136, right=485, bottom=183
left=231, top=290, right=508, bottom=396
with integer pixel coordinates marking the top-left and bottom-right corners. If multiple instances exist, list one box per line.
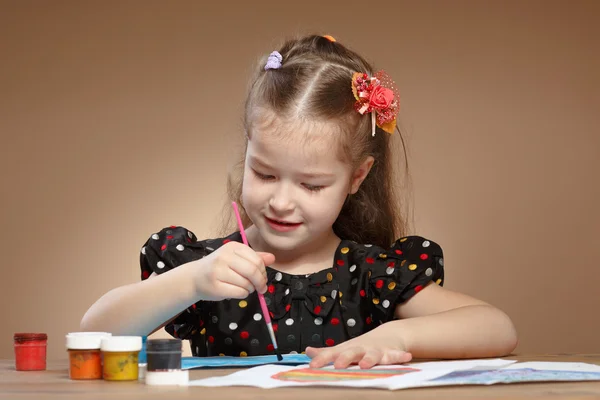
left=81, top=35, right=517, bottom=369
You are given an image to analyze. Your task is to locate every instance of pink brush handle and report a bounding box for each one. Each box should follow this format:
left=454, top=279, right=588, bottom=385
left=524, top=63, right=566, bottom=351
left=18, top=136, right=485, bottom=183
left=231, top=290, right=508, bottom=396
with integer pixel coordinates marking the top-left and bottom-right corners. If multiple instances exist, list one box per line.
left=257, top=292, right=272, bottom=324
left=232, top=202, right=249, bottom=246
left=231, top=201, right=271, bottom=324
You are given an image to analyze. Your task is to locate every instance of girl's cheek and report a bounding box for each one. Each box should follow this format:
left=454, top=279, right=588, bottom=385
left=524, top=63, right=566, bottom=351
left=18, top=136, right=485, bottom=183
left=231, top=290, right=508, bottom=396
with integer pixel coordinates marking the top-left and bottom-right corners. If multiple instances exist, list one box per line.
left=241, top=174, right=255, bottom=192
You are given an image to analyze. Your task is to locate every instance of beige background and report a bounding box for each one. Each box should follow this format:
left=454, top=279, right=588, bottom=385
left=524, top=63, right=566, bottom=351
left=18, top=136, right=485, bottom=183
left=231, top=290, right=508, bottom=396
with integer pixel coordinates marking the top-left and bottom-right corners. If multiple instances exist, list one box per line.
left=1, top=0, right=599, bottom=360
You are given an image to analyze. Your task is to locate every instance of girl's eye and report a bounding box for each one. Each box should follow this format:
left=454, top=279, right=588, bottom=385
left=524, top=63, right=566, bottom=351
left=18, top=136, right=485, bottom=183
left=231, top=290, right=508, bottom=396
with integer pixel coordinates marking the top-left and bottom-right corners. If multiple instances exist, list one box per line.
left=253, top=170, right=274, bottom=181
left=303, top=184, right=324, bottom=192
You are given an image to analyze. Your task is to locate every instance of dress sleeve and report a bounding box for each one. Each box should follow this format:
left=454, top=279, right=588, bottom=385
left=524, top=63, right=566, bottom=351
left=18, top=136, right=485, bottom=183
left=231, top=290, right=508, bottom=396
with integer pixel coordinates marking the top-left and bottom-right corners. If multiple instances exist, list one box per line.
left=368, top=236, right=444, bottom=321
left=139, top=226, right=208, bottom=279
left=139, top=226, right=209, bottom=341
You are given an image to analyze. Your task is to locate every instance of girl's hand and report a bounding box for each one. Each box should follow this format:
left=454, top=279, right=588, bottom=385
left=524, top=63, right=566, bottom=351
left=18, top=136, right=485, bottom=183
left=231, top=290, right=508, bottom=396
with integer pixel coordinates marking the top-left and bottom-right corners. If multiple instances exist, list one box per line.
left=193, top=242, right=275, bottom=301
left=305, top=326, right=412, bottom=369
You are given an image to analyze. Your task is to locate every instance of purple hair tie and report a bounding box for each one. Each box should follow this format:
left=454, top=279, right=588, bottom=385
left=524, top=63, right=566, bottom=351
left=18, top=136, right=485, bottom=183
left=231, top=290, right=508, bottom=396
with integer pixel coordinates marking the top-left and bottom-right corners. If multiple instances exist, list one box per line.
left=264, top=51, right=282, bottom=70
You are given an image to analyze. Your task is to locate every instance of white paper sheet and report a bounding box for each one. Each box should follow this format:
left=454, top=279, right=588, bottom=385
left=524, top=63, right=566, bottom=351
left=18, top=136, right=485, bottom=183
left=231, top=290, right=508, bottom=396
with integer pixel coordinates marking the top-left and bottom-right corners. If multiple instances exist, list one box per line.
left=187, top=358, right=518, bottom=389
left=410, top=361, right=600, bottom=389
left=186, top=359, right=600, bottom=389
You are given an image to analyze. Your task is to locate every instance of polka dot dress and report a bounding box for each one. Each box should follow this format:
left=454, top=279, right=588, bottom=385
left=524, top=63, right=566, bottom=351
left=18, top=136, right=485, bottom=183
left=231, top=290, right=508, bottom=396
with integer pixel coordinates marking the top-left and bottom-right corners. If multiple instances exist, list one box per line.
left=140, top=226, right=444, bottom=357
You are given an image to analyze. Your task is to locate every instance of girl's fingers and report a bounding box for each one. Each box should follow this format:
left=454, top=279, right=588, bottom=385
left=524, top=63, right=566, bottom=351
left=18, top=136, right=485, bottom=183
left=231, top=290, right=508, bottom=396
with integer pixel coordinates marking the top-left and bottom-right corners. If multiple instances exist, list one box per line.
left=382, top=350, right=413, bottom=365
left=256, top=251, right=276, bottom=268
left=304, top=346, right=321, bottom=359
left=232, top=248, right=268, bottom=292
left=214, top=281, right=250, bottom=300
left=228, top=252, right=267, bottom=293
left=308, top=347, right=339, bottom=368
left=333, top=346, right=367, bottom=369
left=307, top=346, right=410, bottom=369
left=219, top=267, right=255, bottom=294
left=233, top=244, right=268, bottom=277
left=358, top=348, right=384, bottom=369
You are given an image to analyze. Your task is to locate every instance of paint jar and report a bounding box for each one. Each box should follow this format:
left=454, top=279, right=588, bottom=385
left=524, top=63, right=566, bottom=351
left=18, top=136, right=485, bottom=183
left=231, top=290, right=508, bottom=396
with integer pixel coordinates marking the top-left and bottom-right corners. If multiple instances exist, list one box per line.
left=66, top=332, right=111, bottom=380
left=101, top=336, right=142, bottom=381
left=14, top=333, right=47, bottom=371
left=145, top=339, right=188, bottom=385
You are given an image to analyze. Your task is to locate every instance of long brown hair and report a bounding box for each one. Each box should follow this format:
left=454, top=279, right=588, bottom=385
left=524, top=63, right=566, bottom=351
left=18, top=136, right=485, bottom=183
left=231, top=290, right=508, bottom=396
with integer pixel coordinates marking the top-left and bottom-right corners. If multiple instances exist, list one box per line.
left=218, top=35, right=412, bottom=248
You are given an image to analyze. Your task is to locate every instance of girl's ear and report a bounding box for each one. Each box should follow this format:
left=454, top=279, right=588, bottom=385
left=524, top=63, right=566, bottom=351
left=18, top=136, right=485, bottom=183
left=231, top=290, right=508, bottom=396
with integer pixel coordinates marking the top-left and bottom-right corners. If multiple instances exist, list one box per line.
left=349, top=156, right=374, bottom=194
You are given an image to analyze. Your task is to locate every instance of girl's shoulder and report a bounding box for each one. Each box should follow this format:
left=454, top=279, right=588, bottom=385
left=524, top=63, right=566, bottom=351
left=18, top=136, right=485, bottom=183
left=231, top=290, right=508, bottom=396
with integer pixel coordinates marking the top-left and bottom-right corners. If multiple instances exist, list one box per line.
left=342, top=235, right=444, bottom=269
left=139, top=226, right=241, bottom=279
left=337, top=235, right=445, bottom=306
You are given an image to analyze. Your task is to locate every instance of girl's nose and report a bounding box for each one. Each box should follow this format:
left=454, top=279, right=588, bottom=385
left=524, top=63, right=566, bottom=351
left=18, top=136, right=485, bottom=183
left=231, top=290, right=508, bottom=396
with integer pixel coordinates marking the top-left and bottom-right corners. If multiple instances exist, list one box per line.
left=268, top=183, right=295, bottom=214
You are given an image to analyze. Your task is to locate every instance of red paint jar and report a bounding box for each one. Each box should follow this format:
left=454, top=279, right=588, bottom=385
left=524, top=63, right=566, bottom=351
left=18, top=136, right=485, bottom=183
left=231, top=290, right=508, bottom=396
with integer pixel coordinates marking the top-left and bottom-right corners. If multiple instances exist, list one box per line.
left=14, top=333, right=48, bottom=371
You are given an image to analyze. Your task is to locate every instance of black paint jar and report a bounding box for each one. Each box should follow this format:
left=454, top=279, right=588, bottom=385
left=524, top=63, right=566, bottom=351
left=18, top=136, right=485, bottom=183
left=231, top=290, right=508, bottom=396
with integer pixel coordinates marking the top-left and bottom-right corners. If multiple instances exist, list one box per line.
left=146, top=339, right=182, bottom=372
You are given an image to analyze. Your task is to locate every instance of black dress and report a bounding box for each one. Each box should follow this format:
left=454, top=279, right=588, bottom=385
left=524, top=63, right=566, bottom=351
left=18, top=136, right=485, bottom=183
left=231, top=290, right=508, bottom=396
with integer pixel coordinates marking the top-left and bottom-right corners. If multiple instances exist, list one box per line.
left=140, top=226, right=444, bottom=357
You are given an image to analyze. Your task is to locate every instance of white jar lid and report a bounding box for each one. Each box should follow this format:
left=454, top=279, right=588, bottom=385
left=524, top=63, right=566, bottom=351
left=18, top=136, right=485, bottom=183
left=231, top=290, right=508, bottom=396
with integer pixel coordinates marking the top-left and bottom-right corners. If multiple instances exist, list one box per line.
left=66, top=332, right=112, bottom=350
left=101, top=336, right=142, bottom=352
left=67, top=331, right=112, bottom=336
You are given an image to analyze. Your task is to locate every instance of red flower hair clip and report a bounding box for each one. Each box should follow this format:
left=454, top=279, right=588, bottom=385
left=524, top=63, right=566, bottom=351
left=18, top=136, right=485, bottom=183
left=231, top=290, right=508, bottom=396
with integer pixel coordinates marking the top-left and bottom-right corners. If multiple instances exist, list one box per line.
left=351, top=71, right=400, bottom=136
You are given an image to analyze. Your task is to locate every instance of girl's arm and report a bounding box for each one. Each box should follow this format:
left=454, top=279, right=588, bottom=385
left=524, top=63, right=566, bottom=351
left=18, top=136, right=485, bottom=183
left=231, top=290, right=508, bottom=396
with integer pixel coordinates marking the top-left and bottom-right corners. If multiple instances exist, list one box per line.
left=307, top=283, right=517, bottom=368
left=80, top=261, right=201, bottom=336
left=80, top=242, right=274, bottom=336
left=391, top=283, right=518, bottom=358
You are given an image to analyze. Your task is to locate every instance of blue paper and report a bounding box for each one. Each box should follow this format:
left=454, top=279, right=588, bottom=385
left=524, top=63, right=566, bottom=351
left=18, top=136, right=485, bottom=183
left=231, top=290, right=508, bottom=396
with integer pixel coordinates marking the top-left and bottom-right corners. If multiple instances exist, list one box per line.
left=181, top=354, right=311, bottom=369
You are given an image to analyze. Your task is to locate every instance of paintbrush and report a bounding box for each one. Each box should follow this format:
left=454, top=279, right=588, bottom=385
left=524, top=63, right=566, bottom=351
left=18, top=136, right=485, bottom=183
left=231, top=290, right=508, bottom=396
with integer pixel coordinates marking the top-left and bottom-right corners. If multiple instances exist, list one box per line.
left=231, top=201, right=283, bottom=362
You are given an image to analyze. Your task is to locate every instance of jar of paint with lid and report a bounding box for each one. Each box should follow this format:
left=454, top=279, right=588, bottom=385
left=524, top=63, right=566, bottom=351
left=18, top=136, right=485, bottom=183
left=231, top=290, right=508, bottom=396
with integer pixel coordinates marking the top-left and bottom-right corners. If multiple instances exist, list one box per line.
left=145, top=339, right=188, bottom=385
left=66, top=332, right=111, bottom=380
left=14, top=333, right=48, bottom=371
left=100, top=336, right=142, bottom=381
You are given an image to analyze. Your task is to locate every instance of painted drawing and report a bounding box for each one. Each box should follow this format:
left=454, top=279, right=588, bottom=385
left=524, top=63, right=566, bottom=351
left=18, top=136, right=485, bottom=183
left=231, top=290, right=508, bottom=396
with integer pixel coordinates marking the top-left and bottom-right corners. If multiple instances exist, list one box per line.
left=273, top=367, right=421, bottom=382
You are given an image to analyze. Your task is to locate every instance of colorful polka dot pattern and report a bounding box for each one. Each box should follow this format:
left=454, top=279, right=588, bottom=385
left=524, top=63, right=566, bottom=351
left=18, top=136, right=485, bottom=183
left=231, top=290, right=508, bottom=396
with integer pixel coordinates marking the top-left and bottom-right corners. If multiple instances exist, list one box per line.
left=139, top=226, right=444, bottom=358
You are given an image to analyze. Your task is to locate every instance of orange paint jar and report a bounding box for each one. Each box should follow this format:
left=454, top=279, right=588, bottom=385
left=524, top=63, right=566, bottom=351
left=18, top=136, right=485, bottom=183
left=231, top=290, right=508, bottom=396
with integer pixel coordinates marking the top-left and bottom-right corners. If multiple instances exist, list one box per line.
left=14, top=333, right=47, bottom=371
left=66, top=332, right=111, bottom=380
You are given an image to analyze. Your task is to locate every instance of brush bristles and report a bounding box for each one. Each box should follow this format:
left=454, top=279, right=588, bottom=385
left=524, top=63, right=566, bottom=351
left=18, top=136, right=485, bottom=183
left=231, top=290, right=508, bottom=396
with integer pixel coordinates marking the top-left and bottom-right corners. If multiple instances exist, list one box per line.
left=266, top=322, right=281, bottom=360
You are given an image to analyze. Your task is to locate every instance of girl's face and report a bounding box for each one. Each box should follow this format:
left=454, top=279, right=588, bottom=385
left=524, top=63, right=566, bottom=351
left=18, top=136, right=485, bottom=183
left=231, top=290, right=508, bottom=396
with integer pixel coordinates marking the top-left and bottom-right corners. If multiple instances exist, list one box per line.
left=241, top=121, right=353, bottom=253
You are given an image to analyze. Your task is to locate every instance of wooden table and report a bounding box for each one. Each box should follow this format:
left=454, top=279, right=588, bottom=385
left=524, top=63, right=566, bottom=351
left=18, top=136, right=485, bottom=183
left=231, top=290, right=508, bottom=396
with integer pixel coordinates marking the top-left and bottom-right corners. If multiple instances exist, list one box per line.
left=1, top=354, right=599, bottom=399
